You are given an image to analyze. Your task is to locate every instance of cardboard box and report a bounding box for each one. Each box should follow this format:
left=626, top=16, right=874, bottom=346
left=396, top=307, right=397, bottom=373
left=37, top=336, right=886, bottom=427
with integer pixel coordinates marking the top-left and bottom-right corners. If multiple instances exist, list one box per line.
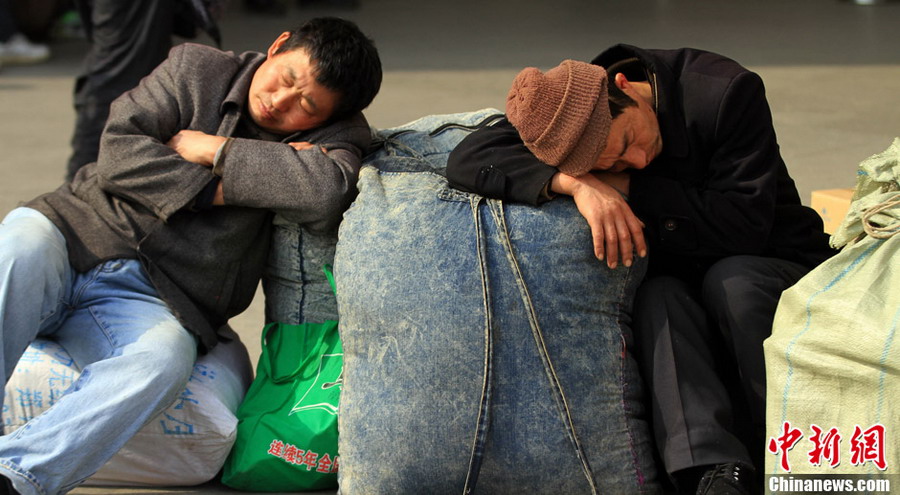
left=810, top=188, right=854, bottom=234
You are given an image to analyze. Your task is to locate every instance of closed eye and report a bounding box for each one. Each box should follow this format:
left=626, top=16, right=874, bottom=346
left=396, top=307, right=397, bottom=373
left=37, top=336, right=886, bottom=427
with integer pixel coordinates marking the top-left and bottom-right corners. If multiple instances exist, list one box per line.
left=300, top=95, right=318, bottom=115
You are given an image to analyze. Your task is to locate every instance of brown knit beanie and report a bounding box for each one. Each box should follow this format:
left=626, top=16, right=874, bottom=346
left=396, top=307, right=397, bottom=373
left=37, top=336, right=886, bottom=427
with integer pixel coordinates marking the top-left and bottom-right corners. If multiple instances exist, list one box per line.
left=505, top=60, right=610, bottom=177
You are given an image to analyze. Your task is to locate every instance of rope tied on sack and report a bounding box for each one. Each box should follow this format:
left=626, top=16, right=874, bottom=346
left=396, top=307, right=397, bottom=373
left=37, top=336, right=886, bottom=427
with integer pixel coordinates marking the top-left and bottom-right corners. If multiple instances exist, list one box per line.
left=861, top=191, right=900, bottom=239
left=832, top=138, right=900, bottom=249
left=862, top=191, right=900, bottom=239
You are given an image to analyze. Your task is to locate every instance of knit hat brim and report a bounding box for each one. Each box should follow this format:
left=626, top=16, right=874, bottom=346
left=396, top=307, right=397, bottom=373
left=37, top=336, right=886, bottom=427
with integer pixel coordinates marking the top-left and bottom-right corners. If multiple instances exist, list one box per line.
left=555, top=93, right=611, bottom=176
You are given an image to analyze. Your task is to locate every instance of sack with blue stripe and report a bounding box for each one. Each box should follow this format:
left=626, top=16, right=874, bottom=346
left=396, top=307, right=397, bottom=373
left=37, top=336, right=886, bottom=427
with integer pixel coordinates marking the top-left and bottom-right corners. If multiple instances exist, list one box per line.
left=765, top=138, right=900, bottom=477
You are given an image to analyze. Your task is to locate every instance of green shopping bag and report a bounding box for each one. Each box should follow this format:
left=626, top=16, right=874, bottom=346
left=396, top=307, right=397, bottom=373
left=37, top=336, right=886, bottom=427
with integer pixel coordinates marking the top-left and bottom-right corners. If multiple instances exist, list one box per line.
left=222, top=266, right=342, bottom=491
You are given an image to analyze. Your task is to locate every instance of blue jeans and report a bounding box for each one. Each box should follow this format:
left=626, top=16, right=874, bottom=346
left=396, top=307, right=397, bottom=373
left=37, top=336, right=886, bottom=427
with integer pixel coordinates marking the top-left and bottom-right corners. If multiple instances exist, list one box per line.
left=335, top=110, right=659, bottom=494
left=0, top=207, right=197, bottom=495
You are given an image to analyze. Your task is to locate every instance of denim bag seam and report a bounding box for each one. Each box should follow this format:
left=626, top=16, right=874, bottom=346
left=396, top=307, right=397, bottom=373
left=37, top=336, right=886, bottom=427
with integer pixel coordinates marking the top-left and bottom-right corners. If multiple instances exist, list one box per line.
left=461, top=195, right=493, bottom=495
left=377, top=135, right=454, bottom=177
left=486, top=199, right=599, bottom=495
left=616, top=329, right=647, bottom=490
left=285, top=225, right=304, bottom=322
left=614, top=263, right=652, bottom=490
left=382, top=137, right=430, bottom=163
left=293, top=228, right=309, bottom=323
left=438, top=184, right=476, bottom=203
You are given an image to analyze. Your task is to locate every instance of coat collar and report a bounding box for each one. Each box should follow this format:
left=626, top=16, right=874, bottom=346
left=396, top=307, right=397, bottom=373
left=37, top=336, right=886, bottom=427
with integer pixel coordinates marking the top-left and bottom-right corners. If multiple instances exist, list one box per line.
left=215, top=51, right=264, bottom=138
left=591, top=44, right=689, bottom=159
left=220, top=51, right=265, bottom=115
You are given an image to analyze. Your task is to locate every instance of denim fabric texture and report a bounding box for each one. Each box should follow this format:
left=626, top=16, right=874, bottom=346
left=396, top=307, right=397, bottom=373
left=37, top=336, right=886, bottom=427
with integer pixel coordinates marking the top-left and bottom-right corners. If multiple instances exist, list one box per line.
left=264, top=217, right=340, bottom=325
left=0, top=207, right=198, bottom=495
left=334, top=110, right=659, bottom=494
left=264, top=110, right=509, bottom=326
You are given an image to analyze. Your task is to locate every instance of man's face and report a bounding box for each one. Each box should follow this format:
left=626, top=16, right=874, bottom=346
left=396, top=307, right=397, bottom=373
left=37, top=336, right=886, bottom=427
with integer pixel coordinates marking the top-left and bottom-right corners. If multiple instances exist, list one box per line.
left=592, top=82, right=662, bottom=172
left=247, top=33, right=340, bottom=135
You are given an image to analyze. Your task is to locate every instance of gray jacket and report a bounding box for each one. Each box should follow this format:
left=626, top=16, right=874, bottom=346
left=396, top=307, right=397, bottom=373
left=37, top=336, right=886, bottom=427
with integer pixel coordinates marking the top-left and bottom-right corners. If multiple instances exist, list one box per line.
left=28, top=43, right=371, bottom=350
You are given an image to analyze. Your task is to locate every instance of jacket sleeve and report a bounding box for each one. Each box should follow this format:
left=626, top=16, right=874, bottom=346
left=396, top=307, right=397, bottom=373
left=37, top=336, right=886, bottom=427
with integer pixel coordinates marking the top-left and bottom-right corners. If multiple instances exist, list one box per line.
left=446, top=119, right=557, bottom=206
left=629, top=71, right=781, bottom=257
left=218, top=118, right=370, bottom=228
left=94, top=44, right=220, bottom=223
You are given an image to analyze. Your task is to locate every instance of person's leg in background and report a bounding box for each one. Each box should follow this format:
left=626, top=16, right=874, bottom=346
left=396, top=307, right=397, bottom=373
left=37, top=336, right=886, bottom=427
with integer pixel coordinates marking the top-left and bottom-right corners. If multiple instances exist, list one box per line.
left=0, top=0, right=50, bottom=67
left=67, top=0, right=174, bottom=179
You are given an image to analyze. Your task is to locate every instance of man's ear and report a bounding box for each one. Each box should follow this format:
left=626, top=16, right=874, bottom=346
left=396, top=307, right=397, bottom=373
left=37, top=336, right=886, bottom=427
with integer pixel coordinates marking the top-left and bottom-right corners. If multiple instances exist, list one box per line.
left=613, top=72, right=631, bottom=90
left=266, top=32, right=291, bottom=57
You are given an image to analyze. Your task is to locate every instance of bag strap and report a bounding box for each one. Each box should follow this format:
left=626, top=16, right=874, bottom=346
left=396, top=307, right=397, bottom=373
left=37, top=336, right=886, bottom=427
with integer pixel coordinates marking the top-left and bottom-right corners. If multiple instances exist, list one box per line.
left=323, top=263, right=337, bottom=296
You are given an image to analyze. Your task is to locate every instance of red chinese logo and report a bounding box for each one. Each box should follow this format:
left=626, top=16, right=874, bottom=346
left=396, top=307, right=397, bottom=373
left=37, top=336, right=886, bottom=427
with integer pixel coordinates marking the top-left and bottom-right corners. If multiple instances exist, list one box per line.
left=266, top=438, right=339, bottom=473
left=768, top=422, right=887, bottom=472
left=808, top=425, right=841, bottom=468
left=768, top=421, right=804, bottom=471
left=850, top=424, right=887, bottom=470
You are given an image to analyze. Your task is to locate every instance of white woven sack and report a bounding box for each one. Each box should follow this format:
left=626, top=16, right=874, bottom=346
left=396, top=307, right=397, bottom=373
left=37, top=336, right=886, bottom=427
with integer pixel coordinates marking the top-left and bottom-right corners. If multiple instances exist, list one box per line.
left=765, top=138, right=899, bottom=477
left=2, top=327, right=253, bottom=487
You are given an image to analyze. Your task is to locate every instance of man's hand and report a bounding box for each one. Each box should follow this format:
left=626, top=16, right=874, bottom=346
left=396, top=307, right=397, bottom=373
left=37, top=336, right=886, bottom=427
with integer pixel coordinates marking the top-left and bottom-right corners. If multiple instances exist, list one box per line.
left=212, top=181, right=225, bottom=206
left=288, top=141, right=327, bottom=154
left=166, top=130, right=226, bottom=166
left=551, top=172, right=647, bottom=269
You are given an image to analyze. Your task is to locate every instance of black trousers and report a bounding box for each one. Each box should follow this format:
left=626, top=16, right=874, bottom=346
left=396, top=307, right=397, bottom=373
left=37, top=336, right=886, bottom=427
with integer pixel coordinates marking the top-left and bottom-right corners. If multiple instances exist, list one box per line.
left=67, top=0, right=175, bottom=180
left=0, top=0, right=16, bottom=42
left=632, top=255, right=810, bottom=481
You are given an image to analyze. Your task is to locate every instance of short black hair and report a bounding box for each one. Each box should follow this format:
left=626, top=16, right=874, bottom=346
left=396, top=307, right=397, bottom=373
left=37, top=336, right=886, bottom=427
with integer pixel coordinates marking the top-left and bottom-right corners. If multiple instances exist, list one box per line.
left=603, top=57, right=641, bottom=118
left=276, top=17, right=382, bottom=122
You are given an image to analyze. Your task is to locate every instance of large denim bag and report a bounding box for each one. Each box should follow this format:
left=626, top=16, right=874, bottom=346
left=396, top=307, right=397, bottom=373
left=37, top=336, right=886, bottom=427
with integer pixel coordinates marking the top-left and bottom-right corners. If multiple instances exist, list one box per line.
left=334, top=109, right=659, bottom=494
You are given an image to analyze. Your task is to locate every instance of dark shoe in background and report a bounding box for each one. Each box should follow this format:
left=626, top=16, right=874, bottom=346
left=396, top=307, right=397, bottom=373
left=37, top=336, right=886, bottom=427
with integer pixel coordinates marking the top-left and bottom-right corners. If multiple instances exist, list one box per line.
left=696, top=462, right=758, bottom=495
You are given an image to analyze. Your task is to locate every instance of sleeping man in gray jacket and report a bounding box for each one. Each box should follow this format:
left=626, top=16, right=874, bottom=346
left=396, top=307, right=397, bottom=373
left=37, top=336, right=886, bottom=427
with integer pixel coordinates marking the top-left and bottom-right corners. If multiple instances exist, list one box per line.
left=0, top=17, right=381, bottom=495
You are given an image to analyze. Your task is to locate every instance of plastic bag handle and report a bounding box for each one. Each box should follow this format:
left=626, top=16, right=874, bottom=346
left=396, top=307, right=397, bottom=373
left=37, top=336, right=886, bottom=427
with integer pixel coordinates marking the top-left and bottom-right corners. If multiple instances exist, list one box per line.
left=324, top=263, right=337, bottom=296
